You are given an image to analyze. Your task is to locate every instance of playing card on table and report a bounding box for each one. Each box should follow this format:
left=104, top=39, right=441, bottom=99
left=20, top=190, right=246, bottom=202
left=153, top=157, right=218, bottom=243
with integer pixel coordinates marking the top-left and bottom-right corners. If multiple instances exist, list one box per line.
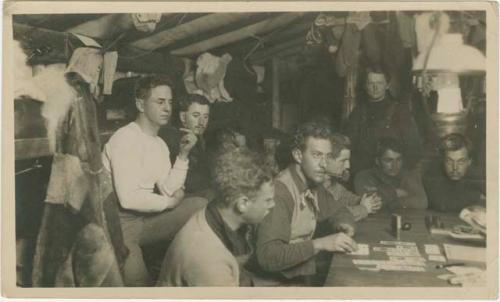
left=348, top=243, right=369, bottom=256
left=424, top=244, right=441, bottom=255
left=428, top=255, right=447, bottom=262
left=389, top=256, right=426, bottom=265
left=380, top=241, right=416, bottom=246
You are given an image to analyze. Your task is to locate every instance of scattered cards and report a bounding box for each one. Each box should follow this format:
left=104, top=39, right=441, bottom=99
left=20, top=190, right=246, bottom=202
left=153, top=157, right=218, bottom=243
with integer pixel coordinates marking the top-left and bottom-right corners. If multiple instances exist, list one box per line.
left=377, top=264, right=426, bottom=272
left=428, top=255, right=447, bottom=262
left=424, top=244, right=441, bottom=255
left=380, top=241, right=416, bottom=246
left=352, top=259, right=425, bottom=267
left=348, top=244, right=370, bottom=256
left=358, top=267, right=380, bottom=272
left=389, top=256, right=426, bottom=265
left=351, top=241, right=440, bottom=274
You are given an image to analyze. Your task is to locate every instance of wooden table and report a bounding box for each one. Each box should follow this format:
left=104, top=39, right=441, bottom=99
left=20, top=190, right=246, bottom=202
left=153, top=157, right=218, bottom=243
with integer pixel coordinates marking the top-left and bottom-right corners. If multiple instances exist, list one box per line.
left=324, top=209, right=486, bottom=287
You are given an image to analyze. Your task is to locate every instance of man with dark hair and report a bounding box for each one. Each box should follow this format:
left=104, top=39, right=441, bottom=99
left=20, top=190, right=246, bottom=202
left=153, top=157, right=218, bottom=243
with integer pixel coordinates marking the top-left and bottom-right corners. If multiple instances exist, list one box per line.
left=157, top=148, right=276, bottom=286
left=345, top=71, right=423, bottom=175
left=102, top=75, right=207, bottom=286
left=424, top=133, right=486, bottom=212
left=354, top=138, right=428, bottom=211
left=255, top=121, right=357, bottom=284
left=323, top=133, right=382, bottom=221
left=159, top=93, right=212, bottom=198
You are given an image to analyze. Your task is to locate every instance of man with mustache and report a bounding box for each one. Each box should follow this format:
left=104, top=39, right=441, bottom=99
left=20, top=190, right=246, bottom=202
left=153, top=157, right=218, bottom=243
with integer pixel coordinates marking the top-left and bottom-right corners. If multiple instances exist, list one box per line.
left=255, top=121, right=357, bottom=285
left=423, top=133, right=486, bottom=212
left=159, top=93, right=212, bottom=199
left=354, top=138, right=427, bottom=211
left=102, top=75, right=206, bottom=286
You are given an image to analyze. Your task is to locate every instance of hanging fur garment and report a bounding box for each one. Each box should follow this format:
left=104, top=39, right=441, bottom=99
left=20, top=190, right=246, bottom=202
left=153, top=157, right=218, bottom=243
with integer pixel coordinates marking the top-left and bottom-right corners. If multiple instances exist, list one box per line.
left=31, top=70, right=127, bottom=287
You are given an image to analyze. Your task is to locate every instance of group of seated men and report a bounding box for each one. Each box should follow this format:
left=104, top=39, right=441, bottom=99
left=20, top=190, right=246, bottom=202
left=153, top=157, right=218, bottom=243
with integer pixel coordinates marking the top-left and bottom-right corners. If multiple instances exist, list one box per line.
left=102, top=74, right=486, bottom=287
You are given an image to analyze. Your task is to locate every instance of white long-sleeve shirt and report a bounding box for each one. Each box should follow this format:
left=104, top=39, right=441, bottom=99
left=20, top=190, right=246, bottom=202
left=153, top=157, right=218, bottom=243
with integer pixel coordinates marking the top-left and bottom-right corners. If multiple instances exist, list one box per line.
left=102, top=122, right=188, bottom=213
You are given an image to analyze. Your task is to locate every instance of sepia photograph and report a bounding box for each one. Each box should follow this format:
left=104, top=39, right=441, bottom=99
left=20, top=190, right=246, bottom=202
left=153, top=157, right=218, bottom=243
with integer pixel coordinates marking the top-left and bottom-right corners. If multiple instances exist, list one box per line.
left=1, top=1, right=498, bottom=299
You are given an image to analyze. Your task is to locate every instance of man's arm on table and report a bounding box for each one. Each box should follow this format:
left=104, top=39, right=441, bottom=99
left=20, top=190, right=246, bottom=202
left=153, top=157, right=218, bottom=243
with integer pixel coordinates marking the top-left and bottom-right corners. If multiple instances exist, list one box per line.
left=317, top=186, right=356, bottom=236
left=256, top=182, right=317, bottom=273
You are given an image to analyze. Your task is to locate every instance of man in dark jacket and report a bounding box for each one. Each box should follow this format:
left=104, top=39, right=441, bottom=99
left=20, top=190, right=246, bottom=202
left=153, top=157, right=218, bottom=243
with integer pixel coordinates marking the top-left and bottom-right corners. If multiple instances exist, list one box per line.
left=345, top=71, right=422, bottom=175
left=424, top=133, right=486, bottom=212
left=159, top=93, right=212, bottom=199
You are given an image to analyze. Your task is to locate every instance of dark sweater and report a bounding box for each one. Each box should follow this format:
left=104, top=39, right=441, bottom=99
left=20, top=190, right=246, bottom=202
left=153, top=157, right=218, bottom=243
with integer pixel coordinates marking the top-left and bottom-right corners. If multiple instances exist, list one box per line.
left=158, top=125, right=212, bottom=195
left=354, top=167, right=428, bottom=211
left=423, top=165, right=486, bottom=213
left=344, top=96, right=422, bottom=174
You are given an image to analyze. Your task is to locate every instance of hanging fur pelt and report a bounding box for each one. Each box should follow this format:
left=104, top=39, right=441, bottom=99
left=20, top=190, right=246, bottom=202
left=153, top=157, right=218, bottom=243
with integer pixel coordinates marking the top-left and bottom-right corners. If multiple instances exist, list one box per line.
left=13, top=40, right=74, bottom=152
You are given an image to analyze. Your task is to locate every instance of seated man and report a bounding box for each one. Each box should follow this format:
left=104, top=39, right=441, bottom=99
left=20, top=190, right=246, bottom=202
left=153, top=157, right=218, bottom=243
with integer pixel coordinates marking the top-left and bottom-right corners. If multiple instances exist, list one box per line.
left=159, top=93, right=212, bottom=199
left=157, top=148, right=276, bottom=286
left=354, top=138, right=428, bottom=211
left=423, top=133, right=486, bottom=212
left=323, top=134, right=382, bottom=221
left=102, top=75, right=207, bottom=286
left=255, top=121, right=357, bottom=284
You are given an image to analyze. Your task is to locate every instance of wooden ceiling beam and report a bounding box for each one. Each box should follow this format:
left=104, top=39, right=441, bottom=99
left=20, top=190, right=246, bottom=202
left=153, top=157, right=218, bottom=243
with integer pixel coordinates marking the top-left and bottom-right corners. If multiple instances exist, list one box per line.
left=170, top=12, right=304, bottom=56
left=13, top=14, right=104, bottom=31
left=129, top=13, right=261, bottom=51
left=161, top=12, right=278, bottom=52
left=121, top=13, right=207, bottom=43
left=215, top=18, right=312, bottom=57
left=67, top=14, right=135, bottom=40
left=13, top=23, right=184, bottom=75
left=250, top=36, right=305, bottom=63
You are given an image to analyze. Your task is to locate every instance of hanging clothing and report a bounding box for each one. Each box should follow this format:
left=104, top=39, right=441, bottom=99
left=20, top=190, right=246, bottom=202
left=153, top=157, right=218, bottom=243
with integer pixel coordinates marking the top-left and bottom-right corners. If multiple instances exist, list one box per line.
left=396, top=12, right=417, bottom=50
left=32, top=81, right=126, bottom=287
left=183, top=52, right=233, bottom=103
left=65, top=47, right=103, bottom=99
left=335, top=23, right=361, bottom=77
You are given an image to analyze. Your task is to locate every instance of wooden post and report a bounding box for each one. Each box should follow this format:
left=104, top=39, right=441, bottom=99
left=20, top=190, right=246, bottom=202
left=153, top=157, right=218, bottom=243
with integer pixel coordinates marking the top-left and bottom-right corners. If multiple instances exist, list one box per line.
left=272, top=57, right=281, bottom=129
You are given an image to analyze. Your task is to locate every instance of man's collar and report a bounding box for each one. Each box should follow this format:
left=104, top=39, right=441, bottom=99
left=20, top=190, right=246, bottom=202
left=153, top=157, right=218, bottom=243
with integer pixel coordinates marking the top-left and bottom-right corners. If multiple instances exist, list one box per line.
left=289, top=164, right=312, bottom=194
left=205, top=202, right=249, bottom=256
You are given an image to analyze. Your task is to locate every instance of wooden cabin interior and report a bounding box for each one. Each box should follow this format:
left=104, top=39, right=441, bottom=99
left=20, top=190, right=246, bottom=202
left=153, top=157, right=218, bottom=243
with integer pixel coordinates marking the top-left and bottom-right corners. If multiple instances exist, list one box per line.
left=12, top=10, right=487, bottom=288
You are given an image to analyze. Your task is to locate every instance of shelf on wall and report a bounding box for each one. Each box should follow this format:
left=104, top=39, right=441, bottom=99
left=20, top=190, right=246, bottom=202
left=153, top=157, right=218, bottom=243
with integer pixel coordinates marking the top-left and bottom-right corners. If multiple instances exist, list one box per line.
left=15, top=131, right=114, bottom=160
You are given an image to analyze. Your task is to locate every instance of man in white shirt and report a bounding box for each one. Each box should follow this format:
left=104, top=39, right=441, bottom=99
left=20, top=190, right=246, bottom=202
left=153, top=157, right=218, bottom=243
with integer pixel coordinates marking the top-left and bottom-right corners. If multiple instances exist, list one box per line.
left=102, top=75, right=207, bottom=286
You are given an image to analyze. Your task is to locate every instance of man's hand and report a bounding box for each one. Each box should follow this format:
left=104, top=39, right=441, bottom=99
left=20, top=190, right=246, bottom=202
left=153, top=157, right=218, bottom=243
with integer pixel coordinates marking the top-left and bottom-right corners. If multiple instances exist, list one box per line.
left=313, top=232, right=358, bottom=253
left=360, top=193, right=382, bottom=214
left=395, top=188, right=409, bottom=198
left=162, top=188, right=185, bottom=210
left=178, top=128, right=198, bottom=159
left=172, top=188, right=185, bottom=200
left=336, top=223, right=356, bottom=237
